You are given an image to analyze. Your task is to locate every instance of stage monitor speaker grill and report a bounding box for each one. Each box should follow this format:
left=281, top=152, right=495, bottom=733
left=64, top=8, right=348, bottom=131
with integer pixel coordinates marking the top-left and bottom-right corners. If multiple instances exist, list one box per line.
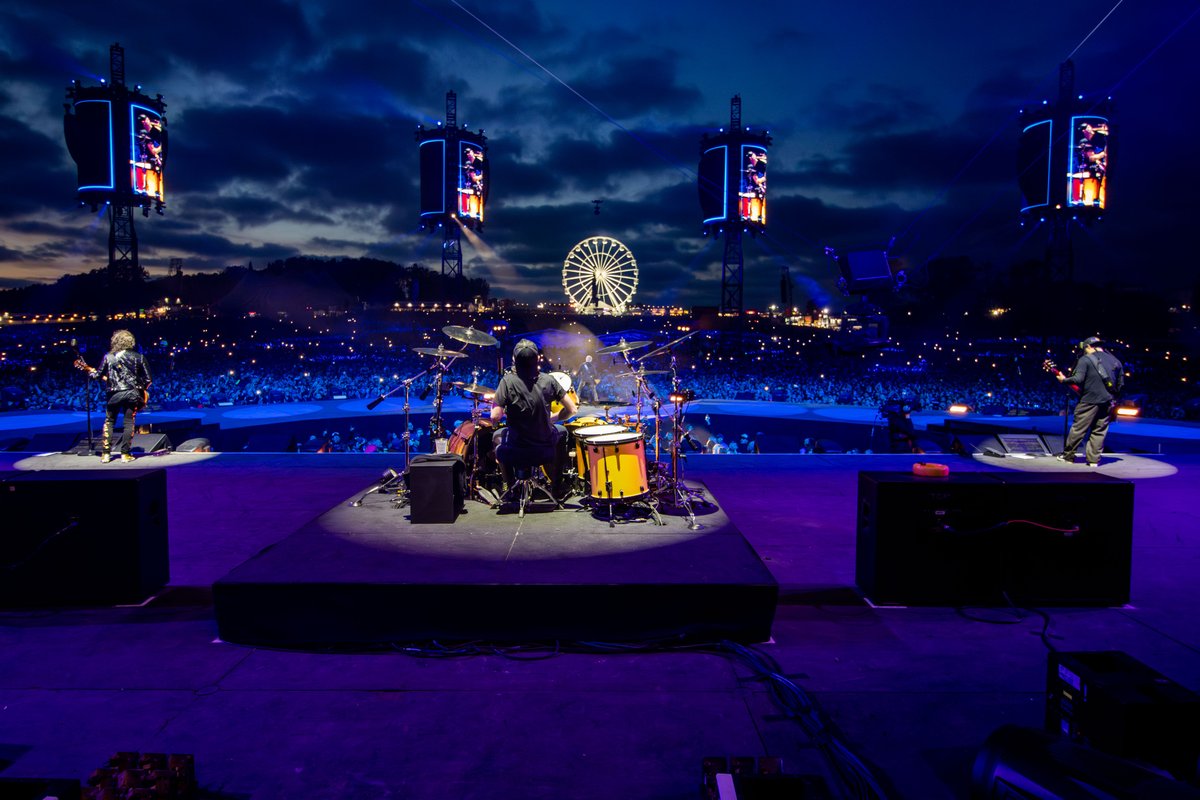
left=122, top=432, right=173, bottom=455
left=407, top=455, right=465, bottom=524
left=0, top=469, right=169, bottom=607
left=855, top=471, right=1132, bottom=606
left=175, top=437, right=212, bottom=452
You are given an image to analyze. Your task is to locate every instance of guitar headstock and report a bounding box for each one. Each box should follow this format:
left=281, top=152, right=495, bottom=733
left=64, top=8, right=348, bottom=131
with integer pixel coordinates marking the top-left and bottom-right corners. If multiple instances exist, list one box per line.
left=1042, top=359, right=1058, bottom=374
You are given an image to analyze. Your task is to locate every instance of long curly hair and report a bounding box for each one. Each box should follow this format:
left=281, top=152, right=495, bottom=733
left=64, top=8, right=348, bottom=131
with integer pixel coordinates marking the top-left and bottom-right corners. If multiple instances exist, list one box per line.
left=110, top=329, right=136, bottom=353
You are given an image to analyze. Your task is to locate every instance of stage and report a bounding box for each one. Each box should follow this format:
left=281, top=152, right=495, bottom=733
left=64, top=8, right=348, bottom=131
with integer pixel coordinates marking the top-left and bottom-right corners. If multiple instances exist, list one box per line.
left=1, top=450, right=1198, bottom=798
left=213, top=481, right=778, bottom=646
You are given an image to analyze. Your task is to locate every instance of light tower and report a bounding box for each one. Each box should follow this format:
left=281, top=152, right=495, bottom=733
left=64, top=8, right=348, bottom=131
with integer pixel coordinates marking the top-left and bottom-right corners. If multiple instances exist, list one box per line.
left=698, top=95, right=771, bottom=314
left=63, top=43, right=168, bottom=283
left=1017, top=60, right=1112, bottom=283
left=416, top=91, right=489, bottom=280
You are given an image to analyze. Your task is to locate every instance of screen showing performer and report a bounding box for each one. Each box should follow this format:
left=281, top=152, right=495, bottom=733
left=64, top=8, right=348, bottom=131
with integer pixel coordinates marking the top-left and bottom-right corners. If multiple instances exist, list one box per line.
left=1068, top=116, right=1108, bottom=210
left=130, top=106, right=166, bottom=203
left=458, top=142, right=485, bottom=221
left=739, top=145, right=767, bottom=225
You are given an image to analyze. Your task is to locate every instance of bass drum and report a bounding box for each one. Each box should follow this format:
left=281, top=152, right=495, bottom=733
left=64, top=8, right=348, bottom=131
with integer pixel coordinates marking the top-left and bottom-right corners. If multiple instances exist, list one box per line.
left=447, top=419, right=500, bottom=484
left=549, top=371, right=578, bottom=415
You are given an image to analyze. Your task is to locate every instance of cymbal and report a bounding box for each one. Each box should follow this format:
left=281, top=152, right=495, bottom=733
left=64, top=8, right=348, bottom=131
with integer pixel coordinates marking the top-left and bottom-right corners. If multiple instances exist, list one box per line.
left=583, top=399, right=627, bottom=409
left=453, top=380, right=495, bottom=396
left=443, top=325, right=499, bottom=347
left=615, top=369, right=669, bottom=378
left=412, top=346, right=467, bottom=359
left=595, top=339, right=652, bottom=355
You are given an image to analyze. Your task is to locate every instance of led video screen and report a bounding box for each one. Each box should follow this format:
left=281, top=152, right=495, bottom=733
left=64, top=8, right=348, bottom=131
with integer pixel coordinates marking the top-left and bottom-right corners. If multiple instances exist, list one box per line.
left=130, top=105, right=166, bottom=202
left=698, top=144, right=728, bottom=223
left=1067, top=116, right=1108, bottom=210
left=70, top=99, right=115, bottom=192
left=1017, top=119, right=1051, bottom=212
left=419, top=138, right=446, bottom=216
left=457, top=141, right=485, bottom=221
left=739, top=145, right=767, bottom=224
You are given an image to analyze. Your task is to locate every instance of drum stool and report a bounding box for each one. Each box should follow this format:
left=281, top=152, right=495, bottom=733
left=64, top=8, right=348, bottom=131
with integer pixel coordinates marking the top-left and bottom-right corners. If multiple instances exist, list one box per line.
left=494, top=462, right=560, bottom=518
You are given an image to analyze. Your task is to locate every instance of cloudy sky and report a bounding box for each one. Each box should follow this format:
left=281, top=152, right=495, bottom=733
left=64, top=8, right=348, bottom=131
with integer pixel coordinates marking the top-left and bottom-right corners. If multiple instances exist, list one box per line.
left=1, top=1, right=1197, bottom=308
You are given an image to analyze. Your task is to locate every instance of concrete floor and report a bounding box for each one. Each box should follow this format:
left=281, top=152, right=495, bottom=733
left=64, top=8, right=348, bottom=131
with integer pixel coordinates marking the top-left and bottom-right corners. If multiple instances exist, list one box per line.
left=1, top=450, right=1198, bottom=799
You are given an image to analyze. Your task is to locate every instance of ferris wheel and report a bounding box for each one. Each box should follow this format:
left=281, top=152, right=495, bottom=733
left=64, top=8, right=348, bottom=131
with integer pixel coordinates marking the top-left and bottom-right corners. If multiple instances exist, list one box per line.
left=562, top=236, right=638, bottom=313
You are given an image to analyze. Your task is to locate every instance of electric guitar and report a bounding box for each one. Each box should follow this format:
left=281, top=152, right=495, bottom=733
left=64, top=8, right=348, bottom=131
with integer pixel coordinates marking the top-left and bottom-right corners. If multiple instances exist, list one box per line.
left=1044, top=359, right=1119, bottom=421
left=74, top=356, right=150, bottom=409
left=1042, top=359, right=1080, bottom=394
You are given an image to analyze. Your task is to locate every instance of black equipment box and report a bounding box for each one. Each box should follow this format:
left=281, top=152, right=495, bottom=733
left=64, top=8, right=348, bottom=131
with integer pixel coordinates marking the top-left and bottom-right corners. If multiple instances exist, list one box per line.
left=855, top=471, right=1133, bottom=606
left=407, top=454, right=465, bottom=524
left=1046, top=651, right=1200, bottom=783
left=0, top=469, right=169, bottom=606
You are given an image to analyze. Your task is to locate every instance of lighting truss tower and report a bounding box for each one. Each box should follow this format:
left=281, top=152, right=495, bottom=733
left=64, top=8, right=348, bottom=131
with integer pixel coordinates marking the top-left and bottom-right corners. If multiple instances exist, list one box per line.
left=698, top=95, right=772, bottom=315
left=1017, top=60, right=1112, bottom=284
left=416, top=91, right=489, bottom=282
left=64, top=42, right=168, bottom=284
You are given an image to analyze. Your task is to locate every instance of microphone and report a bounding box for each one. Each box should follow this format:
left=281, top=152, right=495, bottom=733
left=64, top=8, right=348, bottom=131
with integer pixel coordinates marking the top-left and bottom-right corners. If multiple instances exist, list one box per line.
left=366, top=394, right=386, bottom=411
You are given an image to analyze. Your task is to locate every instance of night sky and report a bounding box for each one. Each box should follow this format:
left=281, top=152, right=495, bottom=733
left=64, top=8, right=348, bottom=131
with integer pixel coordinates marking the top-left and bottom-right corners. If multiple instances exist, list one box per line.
left=1, top=1, right=1197, bottom=308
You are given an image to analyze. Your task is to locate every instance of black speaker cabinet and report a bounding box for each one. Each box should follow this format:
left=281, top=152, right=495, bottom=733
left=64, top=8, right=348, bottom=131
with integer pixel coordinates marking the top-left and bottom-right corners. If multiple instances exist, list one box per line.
left=856, top=471, right=1133, bottom=606
left=407, top=455, right=465, bottom=524
left=0, top=469, right=169, bottom=607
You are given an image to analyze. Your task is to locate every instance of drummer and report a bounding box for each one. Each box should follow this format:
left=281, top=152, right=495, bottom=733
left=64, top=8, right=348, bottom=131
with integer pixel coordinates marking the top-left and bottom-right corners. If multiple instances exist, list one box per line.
left=491, top=339, right=577, bottom=500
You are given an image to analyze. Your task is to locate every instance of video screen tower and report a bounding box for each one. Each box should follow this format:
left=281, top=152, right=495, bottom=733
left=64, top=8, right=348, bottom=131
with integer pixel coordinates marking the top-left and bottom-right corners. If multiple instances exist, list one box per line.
left=1017, top=60, right=1112, bottom=282
left=698, top=95, right=772, bottom=314
left=63, top=43, right=168, bottom=282
left=416, top=91, right=489, bottom=280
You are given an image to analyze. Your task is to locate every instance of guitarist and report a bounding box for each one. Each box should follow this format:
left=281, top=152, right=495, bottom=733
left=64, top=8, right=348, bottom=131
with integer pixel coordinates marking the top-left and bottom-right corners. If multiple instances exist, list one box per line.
left=80, top=329, right=152, bottom=463
left=1053, top=336, right=1123, bottom=467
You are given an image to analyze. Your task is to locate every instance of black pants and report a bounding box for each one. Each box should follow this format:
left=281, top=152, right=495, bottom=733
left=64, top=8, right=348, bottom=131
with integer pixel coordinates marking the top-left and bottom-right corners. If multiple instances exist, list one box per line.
left=495, top=427, right=568, bottom=495
left=102, top=392, right=140, bottom=455
left=1063, top=400, right=1111, bottom=464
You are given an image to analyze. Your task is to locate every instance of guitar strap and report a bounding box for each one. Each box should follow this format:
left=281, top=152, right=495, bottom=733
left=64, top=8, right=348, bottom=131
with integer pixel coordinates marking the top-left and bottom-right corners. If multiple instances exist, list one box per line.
left=1085, top=353, right=1116, bottom=395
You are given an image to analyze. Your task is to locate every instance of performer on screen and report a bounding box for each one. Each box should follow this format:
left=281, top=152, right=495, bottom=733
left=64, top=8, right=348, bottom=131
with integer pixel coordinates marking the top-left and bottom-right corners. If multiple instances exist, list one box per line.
left=81, top=329, right=152, bottom=463
left=1055, top=336, right=1123, bottom=467
left=491, top=340, right=577, bottom=499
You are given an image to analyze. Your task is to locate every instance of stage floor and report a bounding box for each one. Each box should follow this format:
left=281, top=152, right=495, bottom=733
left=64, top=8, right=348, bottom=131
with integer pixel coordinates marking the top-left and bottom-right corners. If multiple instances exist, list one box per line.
left=1, top=450, right=1198, bottom=799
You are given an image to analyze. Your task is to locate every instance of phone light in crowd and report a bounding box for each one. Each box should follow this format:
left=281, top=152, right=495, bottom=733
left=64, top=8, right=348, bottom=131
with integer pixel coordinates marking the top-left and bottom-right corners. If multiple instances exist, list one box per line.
left=948, top=403, right=972, bottom=414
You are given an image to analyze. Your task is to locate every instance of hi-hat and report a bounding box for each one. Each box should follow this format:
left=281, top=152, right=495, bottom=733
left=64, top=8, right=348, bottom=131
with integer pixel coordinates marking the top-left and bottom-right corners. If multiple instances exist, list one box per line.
left=412, top=346, right=467, bottom=359
left=443, top=325, right=499, bottom=347
left=595, top=339, right=652, bottom=355
left=453, top=380, right=495, bottom=397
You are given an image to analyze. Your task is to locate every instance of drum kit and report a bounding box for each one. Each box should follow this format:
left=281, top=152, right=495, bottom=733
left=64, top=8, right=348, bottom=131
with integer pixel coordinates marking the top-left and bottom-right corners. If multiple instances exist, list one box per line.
left=354, top=326, right=710, bottom=528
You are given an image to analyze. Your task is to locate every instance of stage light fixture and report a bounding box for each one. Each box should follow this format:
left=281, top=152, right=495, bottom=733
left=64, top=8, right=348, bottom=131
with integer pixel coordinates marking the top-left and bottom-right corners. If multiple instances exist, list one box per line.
left=948, top=403, right=971, bottom=414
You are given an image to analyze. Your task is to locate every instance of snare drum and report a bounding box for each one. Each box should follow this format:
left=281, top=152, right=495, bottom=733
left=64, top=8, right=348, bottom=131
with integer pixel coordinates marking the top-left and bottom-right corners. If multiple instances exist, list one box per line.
left=585, top=431, right=648, bottom=500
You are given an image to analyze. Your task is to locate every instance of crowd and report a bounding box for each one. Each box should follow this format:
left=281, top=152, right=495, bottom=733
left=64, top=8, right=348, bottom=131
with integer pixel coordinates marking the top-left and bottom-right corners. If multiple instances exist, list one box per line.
left=1, top=315, right=1196, bottom=427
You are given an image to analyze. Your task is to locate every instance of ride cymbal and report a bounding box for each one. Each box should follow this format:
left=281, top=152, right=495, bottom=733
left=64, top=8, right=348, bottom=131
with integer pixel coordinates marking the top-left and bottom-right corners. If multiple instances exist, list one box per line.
left=412, top=346, right=467, bottom=358
left=595, top=339, right=652, bottom=355
left=442, top=325, right=499, bottom=347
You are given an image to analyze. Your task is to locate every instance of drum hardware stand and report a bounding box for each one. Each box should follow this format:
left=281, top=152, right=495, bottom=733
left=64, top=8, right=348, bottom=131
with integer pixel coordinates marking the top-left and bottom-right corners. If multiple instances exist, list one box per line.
left=461, top=369, right=500, bottom=506
left=654, top=353, right=709, bottom=530
left=351, top=365, right=436, bottom=508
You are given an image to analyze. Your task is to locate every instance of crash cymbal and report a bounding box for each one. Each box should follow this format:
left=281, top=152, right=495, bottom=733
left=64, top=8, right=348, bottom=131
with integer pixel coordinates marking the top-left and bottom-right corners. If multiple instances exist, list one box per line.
left=595, top=339, right=652, bottom=355
left=583, top=399, right=627, bottom=409
left=412, top=346, right=467, bottom=359
left=615, top=369, right=669, bottom=378
left=442, top=325, right=499, bottom=347
left=453, top=381, right=495, bottom=396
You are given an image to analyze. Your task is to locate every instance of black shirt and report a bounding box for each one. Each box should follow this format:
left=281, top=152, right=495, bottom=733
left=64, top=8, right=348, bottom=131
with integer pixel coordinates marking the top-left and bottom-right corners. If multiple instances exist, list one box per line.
left=1067, top=350, right=1123, bottom=404
left=494, top=371, right=564, bottom=451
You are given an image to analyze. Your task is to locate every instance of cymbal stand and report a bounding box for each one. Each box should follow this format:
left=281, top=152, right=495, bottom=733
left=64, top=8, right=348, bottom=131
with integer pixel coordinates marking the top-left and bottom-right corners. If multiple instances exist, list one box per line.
left=428, top=357, right=454, bottom=443
left=462, top=368, right=497, bottom=506
left=351, top=364, right=436, bottom=508
left=658, top=353, right=708, bottom=529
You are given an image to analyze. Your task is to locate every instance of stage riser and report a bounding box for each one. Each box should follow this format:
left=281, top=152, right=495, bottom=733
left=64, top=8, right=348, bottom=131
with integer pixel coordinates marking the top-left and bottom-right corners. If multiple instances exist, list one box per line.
left=214, top=583, right=777, bottom=645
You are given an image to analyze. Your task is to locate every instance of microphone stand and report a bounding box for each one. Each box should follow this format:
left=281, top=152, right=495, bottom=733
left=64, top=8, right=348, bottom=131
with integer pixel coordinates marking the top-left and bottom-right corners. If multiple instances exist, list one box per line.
left=351, top=365, right=436, bottom=508
left=72, top=342, right=99, bottom=457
